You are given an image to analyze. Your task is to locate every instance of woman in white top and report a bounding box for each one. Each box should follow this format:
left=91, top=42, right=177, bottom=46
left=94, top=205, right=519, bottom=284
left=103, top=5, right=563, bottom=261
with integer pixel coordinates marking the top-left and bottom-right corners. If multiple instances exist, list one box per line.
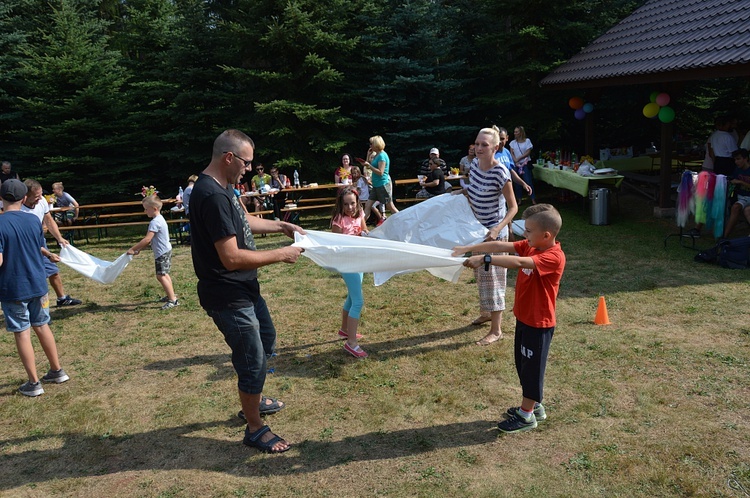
left=509, top=126, right=535, bottom=204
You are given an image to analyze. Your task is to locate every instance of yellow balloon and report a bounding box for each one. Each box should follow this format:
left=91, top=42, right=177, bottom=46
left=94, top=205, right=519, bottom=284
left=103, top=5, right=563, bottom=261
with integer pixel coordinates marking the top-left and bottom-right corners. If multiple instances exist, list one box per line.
left=643, top=102, right=660, bottom=118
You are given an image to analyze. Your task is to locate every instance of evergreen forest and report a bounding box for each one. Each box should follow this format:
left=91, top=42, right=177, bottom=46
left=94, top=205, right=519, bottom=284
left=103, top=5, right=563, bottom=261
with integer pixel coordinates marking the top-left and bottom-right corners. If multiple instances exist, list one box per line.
left=1, top=0, right=748, bottom=202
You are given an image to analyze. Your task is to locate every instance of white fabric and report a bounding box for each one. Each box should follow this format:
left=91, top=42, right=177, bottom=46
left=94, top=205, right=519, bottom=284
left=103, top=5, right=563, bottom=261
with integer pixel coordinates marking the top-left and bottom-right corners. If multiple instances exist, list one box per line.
left=59, top=245, right=133, bottom=284
left=368, top=193, right=487, bottom=284
left=293, top=230, right=467, bottom=285
left=293, top=195, right=525, bottom=285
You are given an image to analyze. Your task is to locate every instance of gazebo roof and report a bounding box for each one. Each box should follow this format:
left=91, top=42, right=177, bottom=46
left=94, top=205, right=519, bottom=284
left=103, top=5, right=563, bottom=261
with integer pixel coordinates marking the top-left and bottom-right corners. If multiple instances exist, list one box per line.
left=540, top=0, right=750, bottom=89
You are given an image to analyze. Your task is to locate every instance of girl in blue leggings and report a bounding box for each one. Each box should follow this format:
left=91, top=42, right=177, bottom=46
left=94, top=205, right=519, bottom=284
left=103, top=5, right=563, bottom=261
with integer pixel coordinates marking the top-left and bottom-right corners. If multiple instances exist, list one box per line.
left=331, top=186, right=369, bottom=358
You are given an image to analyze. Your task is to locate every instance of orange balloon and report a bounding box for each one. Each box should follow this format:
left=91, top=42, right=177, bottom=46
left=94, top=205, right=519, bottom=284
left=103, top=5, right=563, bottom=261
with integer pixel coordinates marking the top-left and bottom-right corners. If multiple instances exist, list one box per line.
left=569, top=97, right=584, bottom=110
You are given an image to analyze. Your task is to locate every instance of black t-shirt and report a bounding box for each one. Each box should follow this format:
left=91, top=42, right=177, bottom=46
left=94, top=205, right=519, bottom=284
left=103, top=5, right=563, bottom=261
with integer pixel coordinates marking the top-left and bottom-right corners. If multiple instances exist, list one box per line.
left=189, top=173, right=260, bottom=310
left=0, top=171, right=20, bottom=183
left=426, top=168, right=446, bottom=195
left=419, top=158, right=448, bottom=176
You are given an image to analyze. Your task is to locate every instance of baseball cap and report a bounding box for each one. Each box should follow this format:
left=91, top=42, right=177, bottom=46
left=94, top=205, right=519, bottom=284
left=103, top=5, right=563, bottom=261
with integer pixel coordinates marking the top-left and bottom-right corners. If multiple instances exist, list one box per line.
left=0, top=179, right=28, bottom=202
left=429, top=148, right=439, bottom=155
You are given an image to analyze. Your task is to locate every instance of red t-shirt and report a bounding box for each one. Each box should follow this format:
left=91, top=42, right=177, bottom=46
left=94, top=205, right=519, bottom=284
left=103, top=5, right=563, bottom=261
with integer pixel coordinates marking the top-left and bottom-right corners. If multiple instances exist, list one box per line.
left=512, top=240, right=566, bottom=328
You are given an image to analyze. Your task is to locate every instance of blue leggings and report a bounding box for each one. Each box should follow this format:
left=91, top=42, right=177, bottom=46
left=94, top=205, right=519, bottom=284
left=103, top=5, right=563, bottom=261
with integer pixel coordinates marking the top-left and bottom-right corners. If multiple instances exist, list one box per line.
left=341, top=272, right=364, bottom=319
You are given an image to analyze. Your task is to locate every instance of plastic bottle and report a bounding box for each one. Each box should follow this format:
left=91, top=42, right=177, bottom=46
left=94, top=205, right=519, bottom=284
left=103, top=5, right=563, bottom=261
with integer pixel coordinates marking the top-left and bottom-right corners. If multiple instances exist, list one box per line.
left=177, top=186, right=184, bottom=206
left=293, top=169, right=300, bottom=188
left=571, top=152, right=578, bottom=167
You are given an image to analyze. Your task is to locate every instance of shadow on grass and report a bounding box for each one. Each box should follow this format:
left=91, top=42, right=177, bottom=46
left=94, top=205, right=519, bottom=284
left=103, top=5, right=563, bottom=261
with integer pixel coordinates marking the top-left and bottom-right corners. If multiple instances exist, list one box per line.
left=0, top=419, right=496, bottom=488
left=144, top=324, right=478, bottom=380
left=49, top=300, right=176, bottom=319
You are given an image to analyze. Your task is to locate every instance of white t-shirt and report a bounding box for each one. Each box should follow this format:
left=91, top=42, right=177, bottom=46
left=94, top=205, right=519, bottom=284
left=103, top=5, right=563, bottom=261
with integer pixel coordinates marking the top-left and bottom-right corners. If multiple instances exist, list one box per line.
left=21, top=199, right=50, bottom=224
left=510, top=138, right=533, bottom=167
left=357, top=177, right=370, bottom=201
left=740, top=130, right=750, bottom=151
left=711, top=130, right=737, bottom=158
left=148, top=214, right=172, bottom=259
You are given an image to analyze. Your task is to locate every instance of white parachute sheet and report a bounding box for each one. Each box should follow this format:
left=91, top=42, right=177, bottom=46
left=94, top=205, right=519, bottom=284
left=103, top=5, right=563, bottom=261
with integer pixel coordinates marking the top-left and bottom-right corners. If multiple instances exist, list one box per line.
left=293, top=194, right=488, bottom=285
left=59, top=245, right=133, bottom=284
left=293, top=230, right=467, bottom=284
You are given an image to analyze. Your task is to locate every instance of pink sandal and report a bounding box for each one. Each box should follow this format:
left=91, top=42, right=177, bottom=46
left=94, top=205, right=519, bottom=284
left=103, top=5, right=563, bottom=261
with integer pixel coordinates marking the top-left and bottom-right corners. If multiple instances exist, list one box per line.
left=338, top=329, right=363, bottom=340
left=344, top=342, right=368, bottom=358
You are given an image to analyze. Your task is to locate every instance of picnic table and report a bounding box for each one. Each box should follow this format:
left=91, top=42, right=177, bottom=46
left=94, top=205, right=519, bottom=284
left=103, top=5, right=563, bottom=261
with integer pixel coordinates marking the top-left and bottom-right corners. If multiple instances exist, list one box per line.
left=532, top=165, right=623, bottom=197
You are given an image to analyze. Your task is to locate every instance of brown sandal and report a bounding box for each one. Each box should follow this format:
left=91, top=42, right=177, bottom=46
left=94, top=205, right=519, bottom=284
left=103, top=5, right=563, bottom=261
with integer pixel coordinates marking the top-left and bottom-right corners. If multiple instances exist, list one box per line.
left=476, top=332, right=503, bottom=346
left=471, top=315, right=492, bottom=326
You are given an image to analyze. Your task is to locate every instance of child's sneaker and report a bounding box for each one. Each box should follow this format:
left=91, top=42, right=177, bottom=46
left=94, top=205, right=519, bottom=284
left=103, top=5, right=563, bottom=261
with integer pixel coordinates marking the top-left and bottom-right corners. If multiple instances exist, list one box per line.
left=161, top=299, right=179, bottom=310
left=57, top=295, right=82, bottom=306
left=497, top=409, right=537, bottom=434
left=505, top=402, right=546, bottom=422
left=42, top=368, right=70, bottom=384
left=19, top=381, right=44, bottom=397
left=343, top=342, right=368, bottom=358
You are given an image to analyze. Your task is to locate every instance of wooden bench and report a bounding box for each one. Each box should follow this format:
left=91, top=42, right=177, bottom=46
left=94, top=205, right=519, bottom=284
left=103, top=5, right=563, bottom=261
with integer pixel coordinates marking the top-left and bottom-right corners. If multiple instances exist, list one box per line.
left=396, top=198, right=425, bottom=205
left=57, top=218, right=189, bottom=244
left=296, top=197, right=337, bottom=204
left=55, top=198, right=185, bottom=243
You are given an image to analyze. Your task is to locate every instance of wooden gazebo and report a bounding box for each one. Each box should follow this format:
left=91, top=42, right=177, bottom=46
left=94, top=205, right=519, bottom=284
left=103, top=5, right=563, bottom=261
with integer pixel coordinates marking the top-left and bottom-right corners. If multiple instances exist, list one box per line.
left=540, top=0, right=750, bottom=211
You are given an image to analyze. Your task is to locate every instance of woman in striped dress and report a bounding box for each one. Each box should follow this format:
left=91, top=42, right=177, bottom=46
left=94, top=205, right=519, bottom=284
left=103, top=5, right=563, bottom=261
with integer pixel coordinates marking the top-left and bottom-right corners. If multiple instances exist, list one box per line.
left=457, top=125, right=518, bottom=345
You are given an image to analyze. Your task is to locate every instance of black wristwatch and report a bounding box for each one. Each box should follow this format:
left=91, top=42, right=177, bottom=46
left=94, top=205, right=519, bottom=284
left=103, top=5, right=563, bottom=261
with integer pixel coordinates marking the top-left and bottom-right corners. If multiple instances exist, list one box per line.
left=484, top=254, right=492, bottom=271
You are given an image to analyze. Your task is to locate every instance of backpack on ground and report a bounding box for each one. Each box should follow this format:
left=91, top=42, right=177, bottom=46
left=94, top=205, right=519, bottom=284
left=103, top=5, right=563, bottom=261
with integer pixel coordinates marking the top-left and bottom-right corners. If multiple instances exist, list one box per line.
left=694, top=236, right=750, bottom=268
left=717, top=236, right=750, bottom=269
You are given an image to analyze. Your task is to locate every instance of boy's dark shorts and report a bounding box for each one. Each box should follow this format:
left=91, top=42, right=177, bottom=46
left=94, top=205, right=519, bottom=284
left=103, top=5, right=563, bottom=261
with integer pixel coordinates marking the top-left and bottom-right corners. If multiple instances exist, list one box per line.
left=155, top=250, right=172, bottom=275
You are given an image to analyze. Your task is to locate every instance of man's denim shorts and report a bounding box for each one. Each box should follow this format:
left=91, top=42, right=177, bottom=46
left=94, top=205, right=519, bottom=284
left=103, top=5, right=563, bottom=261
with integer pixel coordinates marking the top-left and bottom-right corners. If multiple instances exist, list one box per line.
left=207, top=296, right=276, bottom=394
left=2, top=294, right=51, bottom=332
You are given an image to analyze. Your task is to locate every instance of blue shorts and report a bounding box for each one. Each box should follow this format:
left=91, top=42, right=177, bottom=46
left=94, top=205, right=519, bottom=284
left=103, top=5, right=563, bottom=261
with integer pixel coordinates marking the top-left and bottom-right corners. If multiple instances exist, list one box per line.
left=207, top=295, right=276, bottom=394
left=2, top=295, right=51, bottom=332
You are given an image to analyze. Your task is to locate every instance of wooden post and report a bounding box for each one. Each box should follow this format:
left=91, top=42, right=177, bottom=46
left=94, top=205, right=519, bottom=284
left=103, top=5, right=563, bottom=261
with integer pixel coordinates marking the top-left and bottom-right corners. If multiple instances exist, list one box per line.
left=658, top=121, right=674, bottom=208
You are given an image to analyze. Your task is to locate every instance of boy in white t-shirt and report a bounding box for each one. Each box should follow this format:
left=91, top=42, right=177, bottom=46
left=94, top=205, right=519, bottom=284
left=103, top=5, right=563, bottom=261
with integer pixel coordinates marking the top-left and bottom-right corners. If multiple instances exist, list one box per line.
left=127, top=195, right=178, bottom=310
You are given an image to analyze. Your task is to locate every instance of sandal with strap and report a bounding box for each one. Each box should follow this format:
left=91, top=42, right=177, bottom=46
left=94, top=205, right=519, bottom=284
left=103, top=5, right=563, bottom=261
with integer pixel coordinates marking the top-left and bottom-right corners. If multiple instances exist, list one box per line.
left=338, top=329, right=363, bottom=340
left=471, top=315, right=492, bottom=326
left=243, top=425, right=290, bottom=453
left=237, top=396, right=285, bottom=421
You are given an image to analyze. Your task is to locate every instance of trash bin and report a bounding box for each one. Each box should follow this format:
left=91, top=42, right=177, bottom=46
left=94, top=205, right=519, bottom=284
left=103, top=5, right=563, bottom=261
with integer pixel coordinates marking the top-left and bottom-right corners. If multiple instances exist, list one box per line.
left=589, top=188, right=609, bottom=225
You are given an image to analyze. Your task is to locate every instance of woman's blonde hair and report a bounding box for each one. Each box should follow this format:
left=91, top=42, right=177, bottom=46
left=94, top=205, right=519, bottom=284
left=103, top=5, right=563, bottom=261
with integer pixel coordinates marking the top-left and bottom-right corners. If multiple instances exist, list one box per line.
left=369, top=135, right=385, bottom=152
left=515, top=126, right=527, bottom=141
left=478, top=125, right=501, bottom=146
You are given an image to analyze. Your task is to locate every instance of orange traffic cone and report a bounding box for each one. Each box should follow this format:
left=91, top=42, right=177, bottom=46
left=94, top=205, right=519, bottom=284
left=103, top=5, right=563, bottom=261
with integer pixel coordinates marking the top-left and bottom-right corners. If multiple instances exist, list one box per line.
left=594, top=295, right=611, bottom=325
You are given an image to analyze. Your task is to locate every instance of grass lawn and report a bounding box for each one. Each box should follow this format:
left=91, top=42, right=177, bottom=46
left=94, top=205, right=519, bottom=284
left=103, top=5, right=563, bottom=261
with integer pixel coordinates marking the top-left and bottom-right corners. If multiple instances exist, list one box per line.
left=1, top=188, right=748, bottom=497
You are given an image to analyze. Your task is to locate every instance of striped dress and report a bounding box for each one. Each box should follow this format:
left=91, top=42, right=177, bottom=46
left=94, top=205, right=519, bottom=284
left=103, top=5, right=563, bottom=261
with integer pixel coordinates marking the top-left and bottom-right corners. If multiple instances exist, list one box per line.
left=467, top=160, right=511, bottom=313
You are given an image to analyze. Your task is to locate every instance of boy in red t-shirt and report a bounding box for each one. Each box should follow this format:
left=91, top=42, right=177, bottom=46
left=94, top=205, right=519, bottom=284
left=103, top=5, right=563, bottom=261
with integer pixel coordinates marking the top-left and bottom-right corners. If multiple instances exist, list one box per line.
left=453, top=203, right=566, bottom=434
